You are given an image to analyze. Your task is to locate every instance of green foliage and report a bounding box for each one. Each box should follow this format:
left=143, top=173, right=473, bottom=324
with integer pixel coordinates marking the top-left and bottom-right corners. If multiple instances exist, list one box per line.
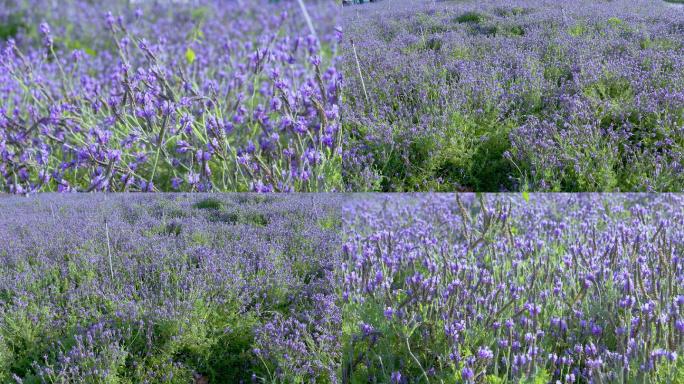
left=358, top=110, right=519, bottom=192
left=167, top=302, right=260, bottom=383
left=485, top=375, right=505, bottom=384
left=59, top=37, right=98, bottom=56
left=146, top=221, right=183, bottom=237
left=210, top=211, right=269, bottom=226
left=520, top=368, right=552, bottom=384
left=567, top=23, right=587, bottom=37
left=456, top=11, right=487, bottom=24
left=164, top=221, right=183, bottom=236
left=424, top=36, right=443, bottom=51
left=190, top=230, right=212, bottom=246
left=0, top=13, right=25, bottom=41
left=522, top=191, right=530, bottom=202
left=451, top=45, right=470, bottom=60
left=193, top=198, right=223, bottom=210
left=415, top=12, right=450, bottom=34
left=506, top=25, right=525, bottom=36
left=607, top=17, right=624, bottom=27
left=640, top=36, right=682, bottom=51
left=0, top=255, right=301, bottom=383
left=315, top=147, right=344, bottom=192
left=583, top=75, right=633, bottom=104
left=345, top=0, right=684, bottom=192
left=378, top=134, right=437, bottom=191
left=464, top=123, right=515, bottom=191
left=185, top=47, right=197, bottom=64
left=191, top=6, right=211, bottom=21
left=318, top=214, right=341, bottom=230
left=342, top=298, right=455, bottom=384
left=0, top=335, right=10, bottom=382
left=495, top=7, right=533, bottom=18
left=1, top=304, right=52, bottom=378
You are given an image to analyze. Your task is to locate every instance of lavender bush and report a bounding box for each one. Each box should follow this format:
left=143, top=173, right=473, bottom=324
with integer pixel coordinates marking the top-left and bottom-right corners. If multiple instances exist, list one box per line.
left=342, top=194, right=684, bottom=383
left=0, top=194, right=343, bottom=382
left=0, top=0, right=342, bottom=193
left=342, top=0, right=684, bottom=192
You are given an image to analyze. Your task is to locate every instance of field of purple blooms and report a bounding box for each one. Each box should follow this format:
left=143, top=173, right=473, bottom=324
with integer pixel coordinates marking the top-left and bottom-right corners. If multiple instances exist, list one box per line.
left=342, top=0, right=684, bottom=192
left=0, top=194, right=344, bottom=383
left=4, top=3, right=684, bottom=384
left=2, top=192, right=684, bottom=383
left=0, top=0, right=343, bottom=193
left=342, top=194, right=684, bottom=383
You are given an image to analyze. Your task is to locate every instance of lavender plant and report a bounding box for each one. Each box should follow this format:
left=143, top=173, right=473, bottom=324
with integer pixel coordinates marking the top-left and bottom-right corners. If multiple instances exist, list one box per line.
left=342, top=0, right=684, bottom=192
left=0, top=194, right=344, bottom=382
left=0, top=0, right=343, bottom=193
left=342, top=194, right=684, bottom=383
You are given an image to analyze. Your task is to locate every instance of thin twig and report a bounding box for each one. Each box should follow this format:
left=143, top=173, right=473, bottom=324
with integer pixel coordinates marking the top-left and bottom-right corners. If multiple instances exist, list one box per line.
left=297, top=0, right=321, bottom=51
left=406, top=336, right=430, bottom=383
left=105, top=218, right=114, bottom=281
left=351, top=39, right=370, bottom=105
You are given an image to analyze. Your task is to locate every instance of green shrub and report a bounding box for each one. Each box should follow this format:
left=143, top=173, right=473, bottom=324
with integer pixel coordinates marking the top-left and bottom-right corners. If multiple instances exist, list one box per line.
left=193, top=198, right=223, bottom=210
left=456, top=11, right=487, bottom=24
left=568, top=23, right=587, bottom=37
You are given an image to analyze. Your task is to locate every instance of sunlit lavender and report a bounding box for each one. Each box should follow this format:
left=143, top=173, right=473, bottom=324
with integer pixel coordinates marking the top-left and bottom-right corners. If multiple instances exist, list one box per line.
left=3, top=0, right=684, bottom=382
left=342, top=0, right=684, bottom=192
left=0, top=0, right=342, bottom=193
left=342, top=194, right=684, bottom=383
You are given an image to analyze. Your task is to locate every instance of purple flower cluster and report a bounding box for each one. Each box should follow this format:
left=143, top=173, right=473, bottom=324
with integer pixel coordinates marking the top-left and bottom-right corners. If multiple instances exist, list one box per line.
left=342, top=0, right=684, bottom=191
left=342, top=194, right=684, bottom=382
left=0, top=194, right=344, bottom=382
left=0, top=0, right=342, bottom=193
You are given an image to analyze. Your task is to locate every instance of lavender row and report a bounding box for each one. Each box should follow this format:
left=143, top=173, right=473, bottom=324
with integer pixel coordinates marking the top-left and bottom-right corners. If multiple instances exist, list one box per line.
left=0, top=194, right=344, bottom=382
left=0, top=0, right=343, bottom=193
left=342, top=194, right=684, bottom=382
left=342, top=0, right=684, bottom=192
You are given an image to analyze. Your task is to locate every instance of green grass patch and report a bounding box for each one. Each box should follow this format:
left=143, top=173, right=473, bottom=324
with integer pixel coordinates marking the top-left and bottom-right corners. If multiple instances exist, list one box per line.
left=568, top=22, right=588, bottom=37
left=640, top=36, right=682, bottom=51
left=456, top=11, right=487, bottom=24
left=193, top=198, right=223, bottom=210
left=210, top=211, right=269, bottom=226
left=0, top=13, right=26, bottom=41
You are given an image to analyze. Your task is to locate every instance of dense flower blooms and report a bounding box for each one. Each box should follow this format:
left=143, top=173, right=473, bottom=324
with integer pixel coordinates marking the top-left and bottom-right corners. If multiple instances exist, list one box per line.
left=0, top=0, right=343, bottom=193
left=342, top=0, right=684, bottom=192
left=0, top=194, right=344, bottom=382
left=342, top=194, right=684, bottom=382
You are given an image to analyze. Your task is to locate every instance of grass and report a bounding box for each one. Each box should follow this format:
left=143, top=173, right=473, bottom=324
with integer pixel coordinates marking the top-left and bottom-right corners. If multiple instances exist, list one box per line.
left=455, top=11, right=487, bottom=24
left=193, top=197, right=223, bottom=210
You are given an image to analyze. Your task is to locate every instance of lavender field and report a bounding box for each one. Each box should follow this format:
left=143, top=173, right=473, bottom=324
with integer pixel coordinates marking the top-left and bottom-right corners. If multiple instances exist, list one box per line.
left=3, top=0, right=684, bottom=193
left=342, top=194, right=684, bottom=383
left=3, top=0, right=684, bottom=383
left=342, top=0, right=684, bottom=192
left=2, top=194, right=684, bottom=382
left=0, top=194, right=345, bottom=382
left=0, top=0, right=342, bottom=193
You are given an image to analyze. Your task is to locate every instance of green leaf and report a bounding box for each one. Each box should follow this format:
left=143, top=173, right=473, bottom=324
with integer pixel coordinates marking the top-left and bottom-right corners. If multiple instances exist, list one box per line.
left=520, top=368, right=551, bottom=384
left=185, top=47, right=196, bottom=65
left=522, top=191, right=530, bottom=203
